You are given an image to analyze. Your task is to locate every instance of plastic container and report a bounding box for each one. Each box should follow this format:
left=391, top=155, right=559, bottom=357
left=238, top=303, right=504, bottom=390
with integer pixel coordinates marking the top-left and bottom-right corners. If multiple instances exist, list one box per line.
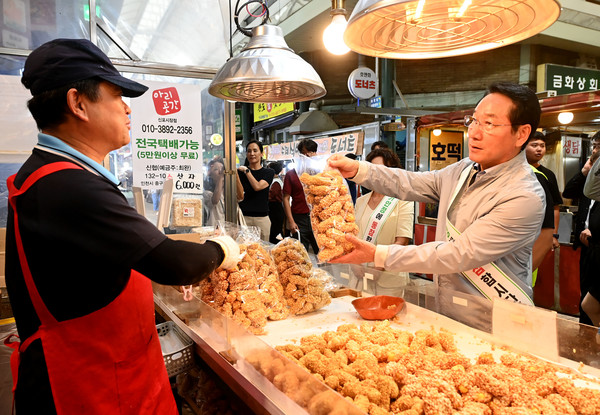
left=157, top=321, right=194, bottom=378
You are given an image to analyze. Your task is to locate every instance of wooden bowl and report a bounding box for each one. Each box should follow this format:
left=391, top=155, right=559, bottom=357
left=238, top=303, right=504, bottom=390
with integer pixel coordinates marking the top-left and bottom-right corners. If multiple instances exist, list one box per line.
left=351, top=295, right=405, bottom=320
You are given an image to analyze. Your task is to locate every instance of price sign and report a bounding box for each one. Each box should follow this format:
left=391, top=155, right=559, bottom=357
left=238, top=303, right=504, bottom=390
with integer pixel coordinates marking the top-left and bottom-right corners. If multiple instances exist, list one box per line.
left=130, top=80, right=203, bottom=193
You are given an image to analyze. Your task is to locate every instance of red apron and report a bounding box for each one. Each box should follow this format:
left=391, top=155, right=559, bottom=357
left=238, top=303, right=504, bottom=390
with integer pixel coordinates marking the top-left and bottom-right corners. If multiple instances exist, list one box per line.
left=5, top=161, right=178, bottom=415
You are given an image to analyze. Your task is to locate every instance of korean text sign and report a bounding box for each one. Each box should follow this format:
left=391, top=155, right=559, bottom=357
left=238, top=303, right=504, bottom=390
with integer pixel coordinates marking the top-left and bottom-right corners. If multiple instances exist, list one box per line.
left=537, top=64, right=600, bottom=96
left=429, top=131, right=463, bottom=170
left=130, top=80, right=203, bottom=193
left=265, top=132, right=364, bottom=160
left=564, top=137, right=581, bottom=158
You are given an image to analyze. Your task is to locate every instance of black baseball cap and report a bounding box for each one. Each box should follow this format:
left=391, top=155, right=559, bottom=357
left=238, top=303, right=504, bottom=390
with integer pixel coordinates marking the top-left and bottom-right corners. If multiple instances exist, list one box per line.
left=21, top=38, right=148, bottom=98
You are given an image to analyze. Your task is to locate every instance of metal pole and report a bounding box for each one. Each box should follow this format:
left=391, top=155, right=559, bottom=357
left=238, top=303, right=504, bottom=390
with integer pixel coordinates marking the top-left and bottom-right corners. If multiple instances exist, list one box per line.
left=224, top=101, right=237, bottom=223
left=89, top=0, right=97, bottom=44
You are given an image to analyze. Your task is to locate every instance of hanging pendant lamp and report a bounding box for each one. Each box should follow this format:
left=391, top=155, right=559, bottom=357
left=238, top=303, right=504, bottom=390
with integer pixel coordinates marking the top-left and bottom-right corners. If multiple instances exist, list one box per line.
left=343, top=0, right=561, bottom=59
left=209, top=25, right=326, bottom=103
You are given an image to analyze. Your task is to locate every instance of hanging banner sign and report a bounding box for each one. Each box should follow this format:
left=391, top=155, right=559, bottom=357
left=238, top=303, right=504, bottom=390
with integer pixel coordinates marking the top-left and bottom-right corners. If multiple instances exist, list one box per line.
left=265, top=132, right=364, bottom=160
left=253, top=102, right=295, bottom=122
left=130, top=80, right=203, bottom=193
left=564, top=136, right=582, bottom=158
left=348, top=67, right=377, bottom=99
left=537, top=64, right=600, bottom=96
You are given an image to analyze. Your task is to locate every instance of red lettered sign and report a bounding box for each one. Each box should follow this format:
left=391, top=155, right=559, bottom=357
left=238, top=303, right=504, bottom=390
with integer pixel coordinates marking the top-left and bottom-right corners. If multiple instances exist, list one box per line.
left=152, top=87, right=181, bottom=115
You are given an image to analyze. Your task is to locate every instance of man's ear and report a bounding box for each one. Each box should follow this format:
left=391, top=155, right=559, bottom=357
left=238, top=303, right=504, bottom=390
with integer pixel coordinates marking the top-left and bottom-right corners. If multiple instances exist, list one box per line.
left=65, top=88, right=90, bottom=122
left=516, top=124, right=532, bottom=148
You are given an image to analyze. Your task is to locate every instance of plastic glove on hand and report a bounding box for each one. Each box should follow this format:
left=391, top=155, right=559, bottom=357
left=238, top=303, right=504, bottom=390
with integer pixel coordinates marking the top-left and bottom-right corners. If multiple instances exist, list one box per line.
left=210, top=235, right=241, bottom=269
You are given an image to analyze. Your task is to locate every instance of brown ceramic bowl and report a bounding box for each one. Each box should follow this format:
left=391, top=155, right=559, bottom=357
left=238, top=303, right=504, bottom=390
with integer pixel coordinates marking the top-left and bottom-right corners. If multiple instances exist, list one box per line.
left=352, top=295, right=405, bottom=320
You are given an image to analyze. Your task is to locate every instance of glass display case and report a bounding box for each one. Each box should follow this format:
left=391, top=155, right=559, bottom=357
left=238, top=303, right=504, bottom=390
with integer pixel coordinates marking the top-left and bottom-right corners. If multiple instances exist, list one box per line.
left=153, top=262, right=600, bottom=415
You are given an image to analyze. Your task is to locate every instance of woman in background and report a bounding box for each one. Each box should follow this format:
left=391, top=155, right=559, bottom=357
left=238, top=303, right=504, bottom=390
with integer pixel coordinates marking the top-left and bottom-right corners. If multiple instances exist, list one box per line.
left=237, top=140, right=274, bottom=240
left=354, top=149, right=414, bottom=285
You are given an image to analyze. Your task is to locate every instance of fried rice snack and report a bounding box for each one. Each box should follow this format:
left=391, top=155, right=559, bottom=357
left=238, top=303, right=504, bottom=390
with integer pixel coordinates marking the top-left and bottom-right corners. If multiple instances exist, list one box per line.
left=196, top=242, right=289, bottom=334
left=299, top=169, right=359, bottom=262
left=272, top=324, right=600, bottom=415
left=271, top=238, right=331, bottom=315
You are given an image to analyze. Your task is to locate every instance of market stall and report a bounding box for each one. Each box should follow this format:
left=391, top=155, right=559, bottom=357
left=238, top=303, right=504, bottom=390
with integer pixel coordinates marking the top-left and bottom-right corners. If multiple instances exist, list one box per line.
left=154, top=261, right=600, bottom=415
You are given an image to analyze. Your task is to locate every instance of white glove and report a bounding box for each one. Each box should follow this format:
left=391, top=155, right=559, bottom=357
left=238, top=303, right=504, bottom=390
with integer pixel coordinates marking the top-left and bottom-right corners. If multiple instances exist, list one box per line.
left=210, top=235, right=240, bottom=269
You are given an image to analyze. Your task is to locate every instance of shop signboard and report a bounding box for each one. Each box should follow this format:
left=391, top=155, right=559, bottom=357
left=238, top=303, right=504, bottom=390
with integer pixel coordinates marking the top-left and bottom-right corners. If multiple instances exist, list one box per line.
left=235, top=109, right=241, bottom=135
left=564, top=136, right=582, bottom=158
left=130, top=80, right=203, bottom=193
left=429, top=131, right=463, bottom=170
left=265, top=131, right=364, bottom=161
left=537, top=64, right=600, bottom=96
left=348, top=67, right=377, bottom=99
left=253, top=102, right=295, bottom=122
left=369, top=95, right=382, bottom=108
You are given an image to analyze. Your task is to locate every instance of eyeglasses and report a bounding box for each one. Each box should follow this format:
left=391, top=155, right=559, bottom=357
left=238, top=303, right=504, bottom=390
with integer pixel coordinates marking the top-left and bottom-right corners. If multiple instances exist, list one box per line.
left=464, top=115, right=514, bottom=133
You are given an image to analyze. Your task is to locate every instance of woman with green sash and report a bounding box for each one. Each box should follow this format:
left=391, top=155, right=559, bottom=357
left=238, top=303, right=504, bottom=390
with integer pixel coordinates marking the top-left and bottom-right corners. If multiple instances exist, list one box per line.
left=355, top=149, right=414, bottom=283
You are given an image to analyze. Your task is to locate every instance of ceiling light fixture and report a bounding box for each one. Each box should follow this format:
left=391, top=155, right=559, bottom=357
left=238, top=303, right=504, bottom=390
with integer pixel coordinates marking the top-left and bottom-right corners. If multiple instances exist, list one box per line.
left=343, top=0, right=560, bottom=59
left=323, top=0, right=350, bottom=55
left=209, top=1, right=326, bottom=103
left=558, top=112, right=574, bottom=125
left=432, top=128, right=442, bottom=136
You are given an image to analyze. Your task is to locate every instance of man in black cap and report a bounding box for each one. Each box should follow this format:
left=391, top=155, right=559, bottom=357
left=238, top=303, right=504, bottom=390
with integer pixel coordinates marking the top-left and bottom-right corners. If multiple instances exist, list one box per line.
left=5, top=38, right=239, bottom=414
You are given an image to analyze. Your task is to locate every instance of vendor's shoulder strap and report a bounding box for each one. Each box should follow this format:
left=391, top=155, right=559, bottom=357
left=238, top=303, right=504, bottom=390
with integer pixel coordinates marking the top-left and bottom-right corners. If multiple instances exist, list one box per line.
left=7, top=161, right=84, bottom=326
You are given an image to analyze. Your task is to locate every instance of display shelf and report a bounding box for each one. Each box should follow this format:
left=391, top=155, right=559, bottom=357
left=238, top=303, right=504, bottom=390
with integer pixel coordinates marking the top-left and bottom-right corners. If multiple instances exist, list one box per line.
left=154, top=262, right=600, bottom=415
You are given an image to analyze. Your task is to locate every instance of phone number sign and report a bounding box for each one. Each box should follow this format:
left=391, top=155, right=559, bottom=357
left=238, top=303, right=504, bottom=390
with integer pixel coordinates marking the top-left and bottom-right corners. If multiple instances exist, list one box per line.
left=131, top=81, right=203, bottom=193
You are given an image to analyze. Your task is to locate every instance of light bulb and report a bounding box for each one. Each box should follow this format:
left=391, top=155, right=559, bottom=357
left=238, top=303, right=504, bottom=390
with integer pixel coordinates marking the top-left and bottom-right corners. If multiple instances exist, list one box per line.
left=558, top=112, right=574, bottom=124
left=323, top=14, right=350, bottom=55
left=433, top=129, right=442, bottom=136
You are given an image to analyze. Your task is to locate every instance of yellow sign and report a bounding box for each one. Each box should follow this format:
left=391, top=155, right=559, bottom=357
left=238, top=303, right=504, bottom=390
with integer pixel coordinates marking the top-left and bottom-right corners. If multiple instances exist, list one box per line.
left=253, top=102, right=295, bottom=122
left=429, top=131, right=464, bottom=170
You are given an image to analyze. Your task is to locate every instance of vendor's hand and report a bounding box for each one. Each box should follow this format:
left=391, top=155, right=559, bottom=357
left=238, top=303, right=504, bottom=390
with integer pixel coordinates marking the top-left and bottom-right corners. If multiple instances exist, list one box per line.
left=237, top=166, right=249, bottom=174
left=580, top=229, right=592, bottom=248
left=210, top=235, right=241, bottom=269
left=327, top=154, right=359, bottom=179
left=288, top=221, right=299, bottom=233
left=329, top=234, right=376, bottom=264
left=552, top=236, right=560, bottom=250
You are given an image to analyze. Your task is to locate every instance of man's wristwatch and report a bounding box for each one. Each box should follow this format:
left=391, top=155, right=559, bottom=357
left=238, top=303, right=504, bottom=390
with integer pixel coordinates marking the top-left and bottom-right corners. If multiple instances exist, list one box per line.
left=553, top=233, right=559, bottom=239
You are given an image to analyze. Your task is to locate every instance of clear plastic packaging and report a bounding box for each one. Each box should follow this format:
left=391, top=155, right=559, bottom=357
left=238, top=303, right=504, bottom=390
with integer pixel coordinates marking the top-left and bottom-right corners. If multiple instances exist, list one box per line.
left=171, top=194, right=203, bottom=227
left=271, top=237, right=331, bottom=315
left=196, top=232, right=288, bottom=334
left=294, top=154, right=359, bottom=263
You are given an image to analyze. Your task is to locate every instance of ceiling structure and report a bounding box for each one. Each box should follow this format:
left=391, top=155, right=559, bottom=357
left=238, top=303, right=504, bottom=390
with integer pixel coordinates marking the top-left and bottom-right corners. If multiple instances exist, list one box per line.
left=231, top=0, right=600, bottom=58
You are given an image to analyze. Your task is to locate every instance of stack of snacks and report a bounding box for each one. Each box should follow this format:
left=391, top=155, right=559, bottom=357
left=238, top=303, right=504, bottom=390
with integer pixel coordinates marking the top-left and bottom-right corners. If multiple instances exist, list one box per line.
left=299, top=170, right=359, bottom=262
left=271, top=238, right=331, bottom=315
left=197, top=243, right=288, bottom=334
left=271, top=323, right=600, bottom=415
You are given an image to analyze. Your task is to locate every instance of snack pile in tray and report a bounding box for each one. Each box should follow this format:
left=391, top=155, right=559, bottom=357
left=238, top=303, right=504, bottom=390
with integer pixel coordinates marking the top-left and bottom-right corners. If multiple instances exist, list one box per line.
left=299, top=170, right=359, bottom=262
left=271, top=238, right=331, bottom=315
left=247, top=322, right=600, bottom=415
left=198, top=243, right=288, bottom=335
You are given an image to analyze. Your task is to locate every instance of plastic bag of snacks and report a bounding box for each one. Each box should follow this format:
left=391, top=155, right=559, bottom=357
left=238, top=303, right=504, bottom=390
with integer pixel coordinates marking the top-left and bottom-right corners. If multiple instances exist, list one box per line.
left=271, top=238, right=331, bottom=315
left=171, top=195, right=203, bottom=227
left=196, top=232, right=288, bottom=335
left=295, top=154, right=359, bottom=262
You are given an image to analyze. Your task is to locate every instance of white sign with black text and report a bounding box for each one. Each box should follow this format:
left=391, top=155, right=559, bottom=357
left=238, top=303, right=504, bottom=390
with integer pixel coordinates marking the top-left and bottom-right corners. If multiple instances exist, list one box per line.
left=130, top=80, right=203, bottom=193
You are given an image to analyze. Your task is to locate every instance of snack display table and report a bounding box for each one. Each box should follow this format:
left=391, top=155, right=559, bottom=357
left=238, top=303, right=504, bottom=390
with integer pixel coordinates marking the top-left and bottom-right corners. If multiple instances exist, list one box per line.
left=153, top=264, right=600, bottom=415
